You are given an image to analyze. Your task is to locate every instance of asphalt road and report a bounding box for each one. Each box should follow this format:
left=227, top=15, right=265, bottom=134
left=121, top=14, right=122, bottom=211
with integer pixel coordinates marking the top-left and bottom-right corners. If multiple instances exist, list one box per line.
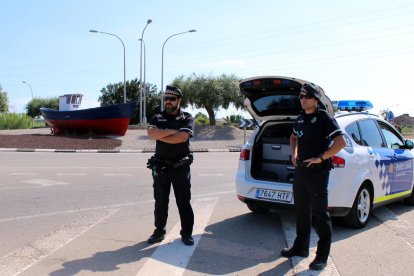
left=1, top=152, right=414, bottom=275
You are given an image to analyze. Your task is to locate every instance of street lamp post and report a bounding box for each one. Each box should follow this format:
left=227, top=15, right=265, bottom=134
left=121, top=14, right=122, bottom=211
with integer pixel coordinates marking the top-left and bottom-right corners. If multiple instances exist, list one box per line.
left=22, top=81, right=34, bottom=127
left=89, top=29, right=127, bottom=103
left=139, top=19, right=152, bottom=125
left=160, top=29, right=196, bottom=111
left=139, top=39, right=147, bottom=125
left=22, top=81, right=33, bottom=99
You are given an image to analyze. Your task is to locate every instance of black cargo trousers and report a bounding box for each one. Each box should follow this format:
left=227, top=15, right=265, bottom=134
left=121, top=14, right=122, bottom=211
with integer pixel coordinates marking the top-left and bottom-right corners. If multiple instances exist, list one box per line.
left=292, top=165, right=331, bottom=261
left=152, top=164, right=194, bottom=237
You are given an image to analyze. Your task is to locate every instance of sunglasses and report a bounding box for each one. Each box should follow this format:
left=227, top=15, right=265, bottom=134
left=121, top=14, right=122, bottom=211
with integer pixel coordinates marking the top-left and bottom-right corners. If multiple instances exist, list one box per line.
left=299, top=94, right=314, bottom=100
left=164, top=96, right=178, bottom=102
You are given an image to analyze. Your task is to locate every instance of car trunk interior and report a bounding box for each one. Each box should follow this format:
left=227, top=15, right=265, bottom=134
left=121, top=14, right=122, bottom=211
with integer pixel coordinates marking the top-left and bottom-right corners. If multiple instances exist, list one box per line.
left=251, top=121, right=295, bottom=183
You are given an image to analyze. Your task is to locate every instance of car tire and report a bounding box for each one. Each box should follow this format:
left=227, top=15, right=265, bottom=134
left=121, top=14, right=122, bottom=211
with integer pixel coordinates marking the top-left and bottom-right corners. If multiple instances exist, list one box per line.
left=247, top=203, right=269, bottom=214
left=403, top=186, right=414, bottom=205
left=343, top=184, right=372, bottom=228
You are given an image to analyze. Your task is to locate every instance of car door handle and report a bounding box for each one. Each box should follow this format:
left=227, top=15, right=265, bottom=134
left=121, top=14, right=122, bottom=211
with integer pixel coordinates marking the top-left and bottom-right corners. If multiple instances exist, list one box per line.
left=271, top=145, right=281, bottom=150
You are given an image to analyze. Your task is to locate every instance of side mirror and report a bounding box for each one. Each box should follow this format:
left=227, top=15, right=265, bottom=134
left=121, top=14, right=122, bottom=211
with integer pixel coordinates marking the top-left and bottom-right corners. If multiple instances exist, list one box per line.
left=405, top=140, right=414, bottom=150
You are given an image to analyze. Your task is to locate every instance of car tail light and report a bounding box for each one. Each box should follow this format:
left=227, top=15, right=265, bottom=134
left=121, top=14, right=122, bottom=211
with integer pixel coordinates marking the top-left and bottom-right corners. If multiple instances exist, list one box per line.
left=332, top=155, right=345, bottom=168
left=237, top=195, right=246, bottom=202
left=239, top=149, right=250, bottom=160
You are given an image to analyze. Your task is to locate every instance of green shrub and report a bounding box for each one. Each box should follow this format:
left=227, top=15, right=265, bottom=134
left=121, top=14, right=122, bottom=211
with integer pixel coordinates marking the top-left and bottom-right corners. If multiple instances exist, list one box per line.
left=224, top=114, right=243, bottom=126
left=402, top=126, right=414, bottom=135
left=194, top=112, right=209, bottom=125
left=0, top=113, right=36, bottom=129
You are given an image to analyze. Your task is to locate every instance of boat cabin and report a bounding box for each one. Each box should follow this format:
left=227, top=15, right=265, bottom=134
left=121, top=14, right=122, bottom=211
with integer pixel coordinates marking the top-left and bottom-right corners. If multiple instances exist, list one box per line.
left=59, top=94, right=83, bottom=111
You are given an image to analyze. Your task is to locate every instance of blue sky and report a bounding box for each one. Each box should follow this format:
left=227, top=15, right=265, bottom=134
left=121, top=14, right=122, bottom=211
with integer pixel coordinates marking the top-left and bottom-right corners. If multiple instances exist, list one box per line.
left=1, top=0, right=414, bottom=117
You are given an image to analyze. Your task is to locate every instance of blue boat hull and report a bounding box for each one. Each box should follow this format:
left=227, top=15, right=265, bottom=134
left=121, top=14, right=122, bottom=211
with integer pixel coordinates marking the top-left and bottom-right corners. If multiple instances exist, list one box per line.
left=40, top=102, right=137, bottom=136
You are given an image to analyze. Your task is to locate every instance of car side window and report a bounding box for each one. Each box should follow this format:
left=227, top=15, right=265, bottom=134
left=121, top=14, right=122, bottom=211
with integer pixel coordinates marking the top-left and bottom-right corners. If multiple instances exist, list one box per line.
left=345, top=122, right=362, bottom=145
left=358, top=119, right=385, bottom=148
left=378, top=122, right=404, bottom=149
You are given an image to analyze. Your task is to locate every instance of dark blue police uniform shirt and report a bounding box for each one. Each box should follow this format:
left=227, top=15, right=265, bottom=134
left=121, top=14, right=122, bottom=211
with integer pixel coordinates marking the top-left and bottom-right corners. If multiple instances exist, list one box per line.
left=148, top=110, right=194, bottom=160
left=292, top=109, right=342, bottom=161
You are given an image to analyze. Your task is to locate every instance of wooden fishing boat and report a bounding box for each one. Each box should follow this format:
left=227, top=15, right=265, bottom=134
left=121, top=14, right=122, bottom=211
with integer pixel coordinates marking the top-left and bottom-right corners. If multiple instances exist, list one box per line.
left=40, top=94, right=137, bottom=136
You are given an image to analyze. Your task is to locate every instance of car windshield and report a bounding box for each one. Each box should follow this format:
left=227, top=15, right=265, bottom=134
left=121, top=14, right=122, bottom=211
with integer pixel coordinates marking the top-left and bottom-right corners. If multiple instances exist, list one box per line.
left=252, top=95, right=302, bottom=117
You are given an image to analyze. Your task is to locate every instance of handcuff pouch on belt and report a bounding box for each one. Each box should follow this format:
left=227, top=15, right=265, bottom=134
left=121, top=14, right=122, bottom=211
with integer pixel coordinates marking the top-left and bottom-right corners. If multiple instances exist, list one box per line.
left=147, top=153, right=194, bottom=176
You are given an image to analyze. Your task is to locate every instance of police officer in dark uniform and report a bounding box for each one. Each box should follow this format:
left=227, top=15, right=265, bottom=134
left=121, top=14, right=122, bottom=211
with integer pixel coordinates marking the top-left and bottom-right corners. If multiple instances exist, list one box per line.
left=146, top=85, right=195, bottom=246
left=281, top=83, right=346, bottom=270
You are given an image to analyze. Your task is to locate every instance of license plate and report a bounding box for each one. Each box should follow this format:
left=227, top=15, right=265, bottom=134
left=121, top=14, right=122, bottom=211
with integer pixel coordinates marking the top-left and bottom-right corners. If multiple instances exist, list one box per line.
left=255, top=188, right=293, bottom=203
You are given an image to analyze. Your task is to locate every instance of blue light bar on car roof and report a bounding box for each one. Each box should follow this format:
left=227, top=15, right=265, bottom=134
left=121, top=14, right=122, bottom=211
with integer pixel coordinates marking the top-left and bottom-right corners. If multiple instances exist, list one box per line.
left=337, top=100, right=373, bottom=112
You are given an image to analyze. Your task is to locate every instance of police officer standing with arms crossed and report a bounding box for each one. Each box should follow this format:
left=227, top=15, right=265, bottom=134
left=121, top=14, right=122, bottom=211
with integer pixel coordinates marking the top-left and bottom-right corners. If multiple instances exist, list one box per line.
left=146, top=85, right=195, bottom=246
left=281, top=83, right=346, bottom=270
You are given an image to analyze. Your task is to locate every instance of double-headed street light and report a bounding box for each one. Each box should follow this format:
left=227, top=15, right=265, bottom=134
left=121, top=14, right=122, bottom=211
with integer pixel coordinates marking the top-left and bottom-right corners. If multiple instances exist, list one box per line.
left=160, top=29, right=196, bottom=111
left=89, top=29, right=127, bottom=103
left=22, top=81, right=34, bottom=99
left=139, top=19, right=152, bottom=125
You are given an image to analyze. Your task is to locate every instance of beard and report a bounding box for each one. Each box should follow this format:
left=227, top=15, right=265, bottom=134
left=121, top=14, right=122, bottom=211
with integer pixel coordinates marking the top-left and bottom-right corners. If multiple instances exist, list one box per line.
left=164, top=105, right=178, bottom=114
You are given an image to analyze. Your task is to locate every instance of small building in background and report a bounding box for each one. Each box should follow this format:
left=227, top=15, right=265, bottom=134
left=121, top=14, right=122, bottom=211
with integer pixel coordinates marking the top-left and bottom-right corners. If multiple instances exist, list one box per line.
left=394, top=113, right=414, bottom=128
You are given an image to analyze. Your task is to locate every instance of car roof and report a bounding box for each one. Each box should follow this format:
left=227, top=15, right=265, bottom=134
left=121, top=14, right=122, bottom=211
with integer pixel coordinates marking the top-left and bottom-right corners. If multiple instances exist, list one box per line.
left=335, top=111, right=383, bottom=126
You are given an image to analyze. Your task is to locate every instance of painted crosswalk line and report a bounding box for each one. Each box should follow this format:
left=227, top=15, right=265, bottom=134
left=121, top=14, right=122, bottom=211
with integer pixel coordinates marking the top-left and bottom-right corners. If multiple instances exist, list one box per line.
left=137, top=198, right=218, bottom=276
left=0, top=209, right=119, bottom=276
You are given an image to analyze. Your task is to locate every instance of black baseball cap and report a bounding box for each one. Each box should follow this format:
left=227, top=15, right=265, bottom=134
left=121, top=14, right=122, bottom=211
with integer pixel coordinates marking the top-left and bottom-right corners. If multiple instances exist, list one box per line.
left=300, top=83, right=321, bottom=100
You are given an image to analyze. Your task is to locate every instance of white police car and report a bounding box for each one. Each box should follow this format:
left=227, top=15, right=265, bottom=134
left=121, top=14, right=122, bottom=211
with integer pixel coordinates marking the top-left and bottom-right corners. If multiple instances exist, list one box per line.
left=235, top=76, right=414, bottom=228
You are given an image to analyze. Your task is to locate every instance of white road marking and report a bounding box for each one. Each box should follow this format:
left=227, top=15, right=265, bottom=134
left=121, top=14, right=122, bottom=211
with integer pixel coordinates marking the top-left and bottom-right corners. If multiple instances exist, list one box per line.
left=137, top=198, right=218, bottom=276
left=192, top=190, right=234, bottom=199
left=4, top=166, right=141, bottom=169
left=0, top=190, right=233, bottom=224
left=373, top=207, right=414, bottom=250
left=0, top=208, right=119, bottom=276
left=0, top=202, right=147, bottom=224
left=103, top=173, right=134, bottom=176
left=279, top=212, right=340, bottom=276
left=21, top=179, right=68, bottom=187
left=0, top=181, right=22, bottom=186
left=10, top=173, right=38, bottom=176
left=56, top=173, right=87, bottom=176
left=34, top=149, right=55, bottom=152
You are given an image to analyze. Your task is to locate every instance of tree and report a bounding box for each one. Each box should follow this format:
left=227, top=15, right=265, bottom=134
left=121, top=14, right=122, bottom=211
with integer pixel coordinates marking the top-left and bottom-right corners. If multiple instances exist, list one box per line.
left=98, top=79, right=159, bottom=124
left=26, top=97, right=59, bottom=118
left=0, top=85, right=9, bottom=113
left=172, top=74, right=243, bottom=125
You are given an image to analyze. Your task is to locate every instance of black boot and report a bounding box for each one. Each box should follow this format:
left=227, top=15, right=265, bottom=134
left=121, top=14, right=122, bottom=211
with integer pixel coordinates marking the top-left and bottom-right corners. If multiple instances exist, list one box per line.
left=147, top=230, right=166, bottom=244
left=181, top=236, right=194, bottom=246
left=309, top=256, right=327, bottom=270
left=280, top=247, right=309, bottom=258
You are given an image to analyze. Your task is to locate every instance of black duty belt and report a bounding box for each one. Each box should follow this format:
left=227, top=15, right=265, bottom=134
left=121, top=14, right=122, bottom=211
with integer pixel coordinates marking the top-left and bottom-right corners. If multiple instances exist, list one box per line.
left=297, top=160, right=329, bottom=170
